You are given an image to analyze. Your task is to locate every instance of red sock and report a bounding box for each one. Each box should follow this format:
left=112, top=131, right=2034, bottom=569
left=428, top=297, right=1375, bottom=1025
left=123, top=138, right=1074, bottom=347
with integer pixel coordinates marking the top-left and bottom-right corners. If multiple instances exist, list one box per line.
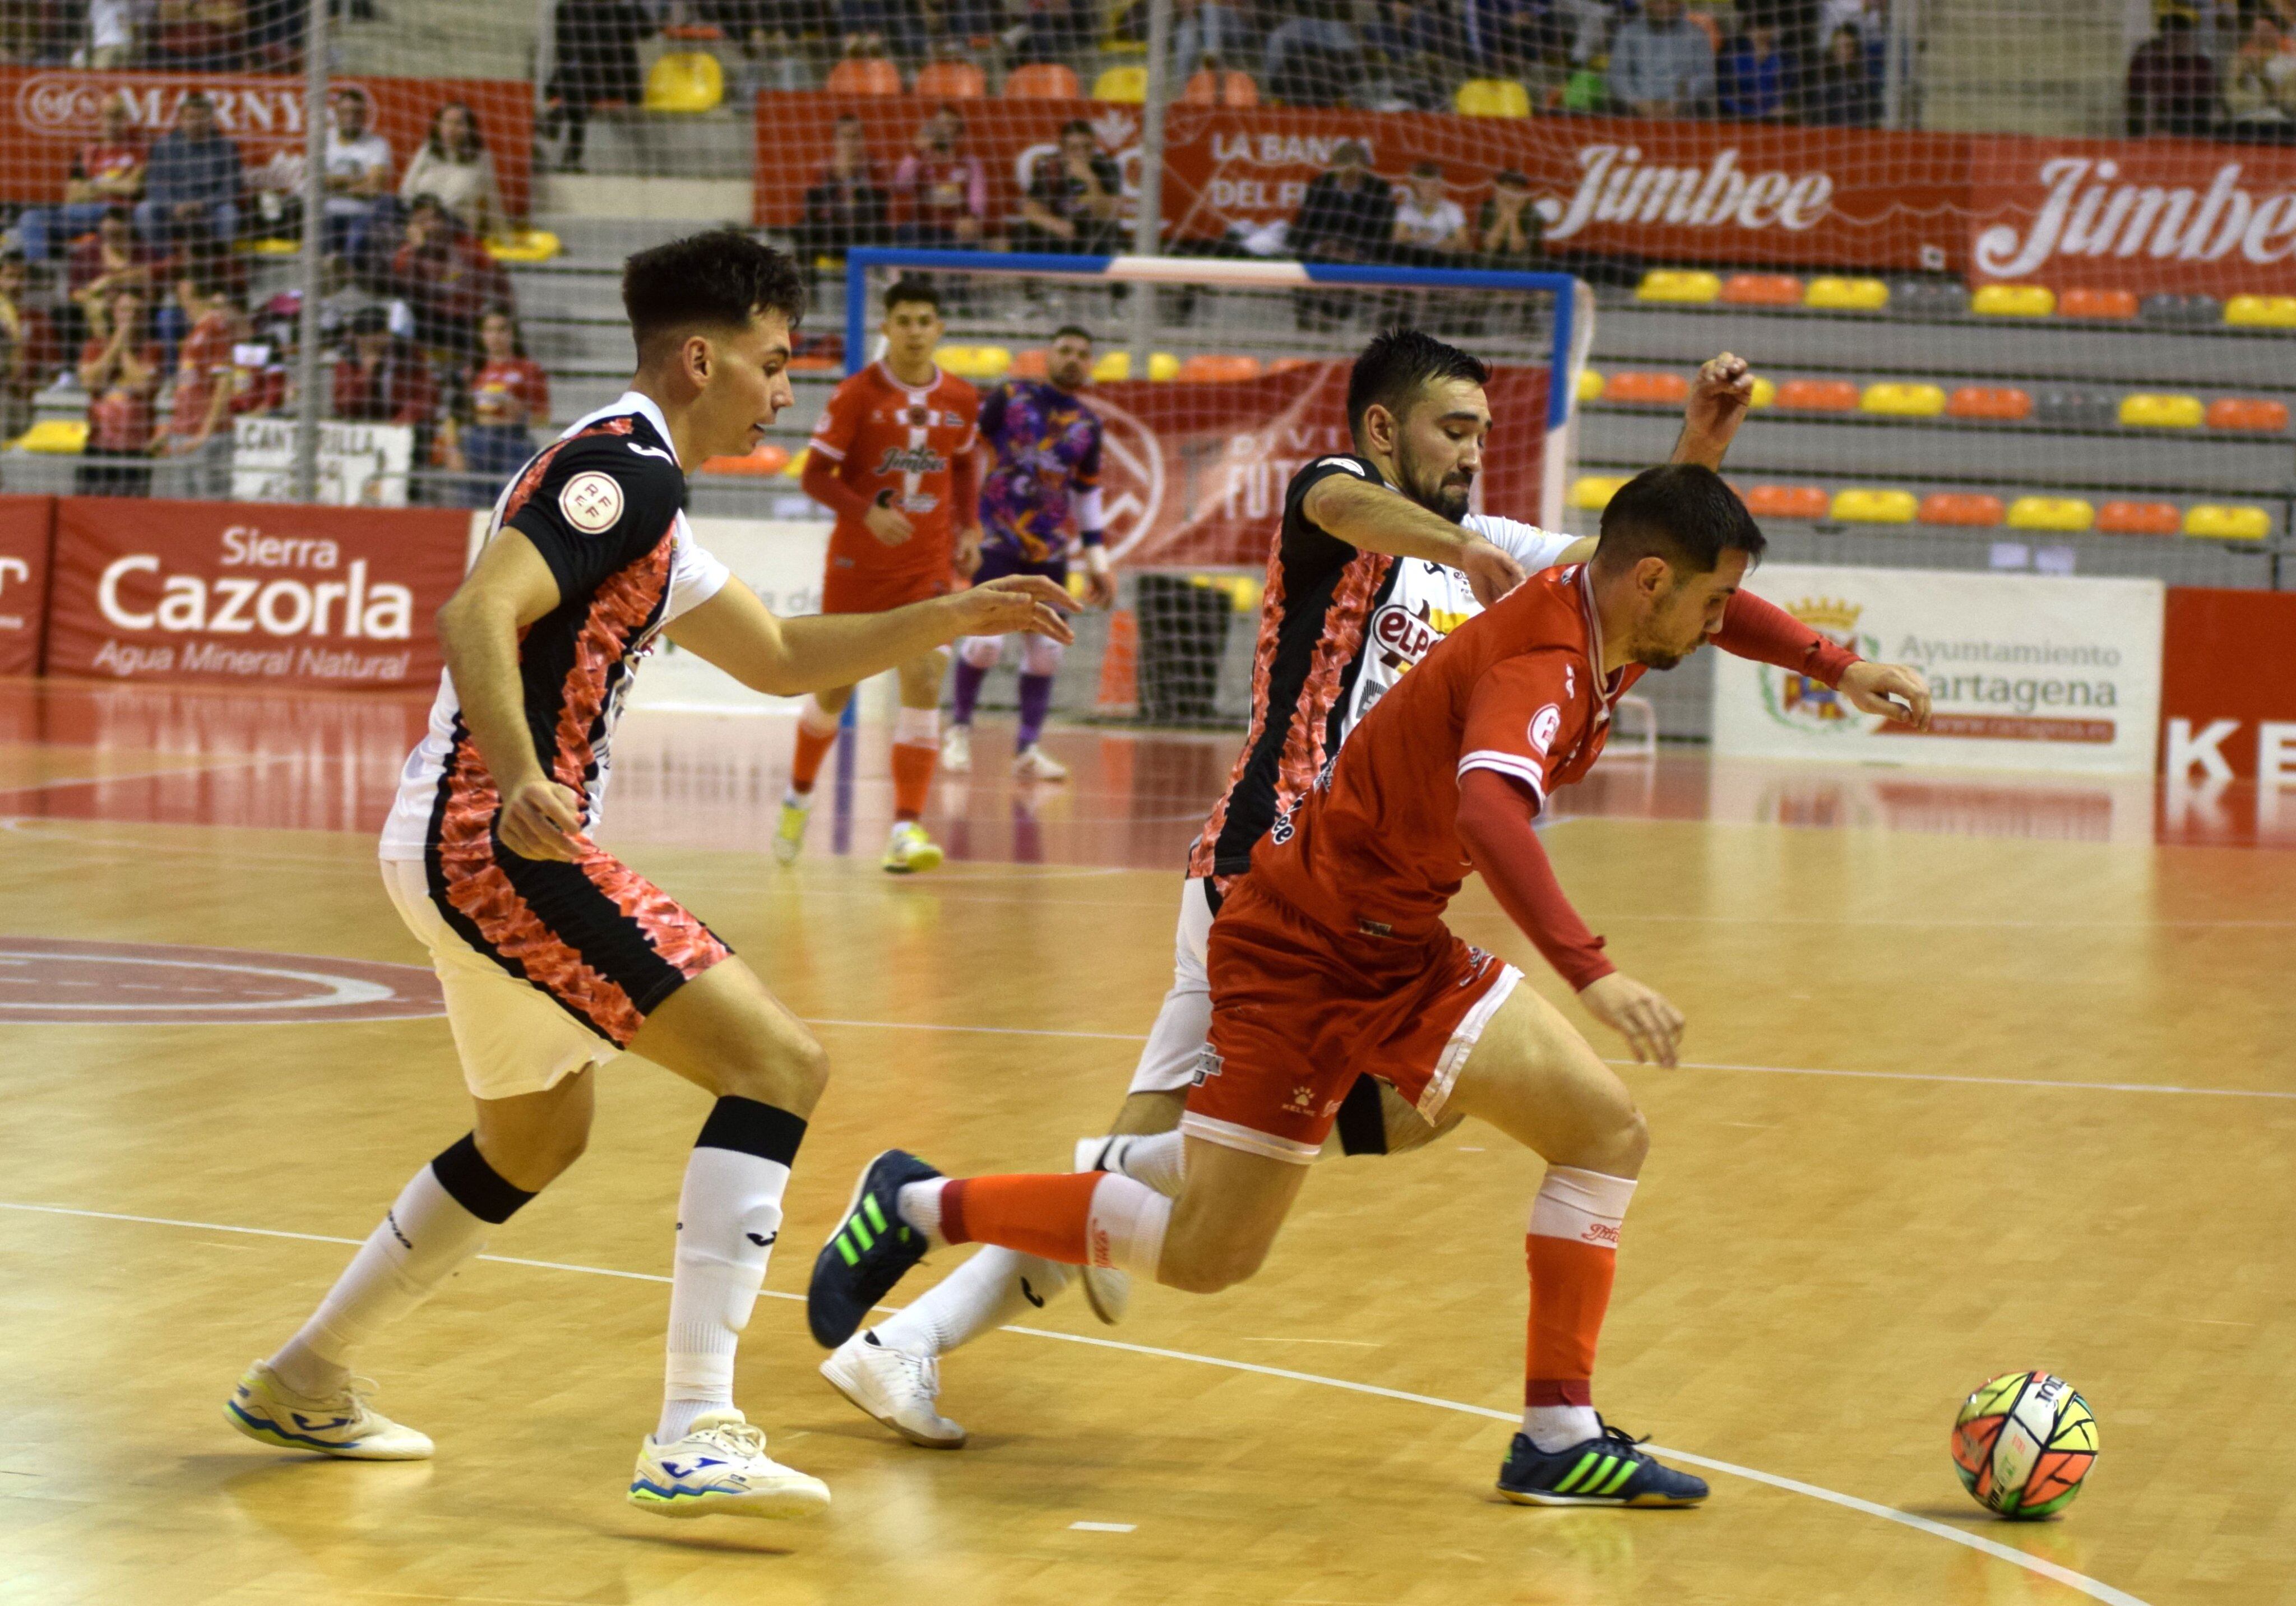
left=890, top=741, right=936, bottom=823
left=1525, top=1234, right=1616, bottom=1407
left=790, top=723, right=837, bottom=795
left=941, top=1173, right=1100, bottom=1263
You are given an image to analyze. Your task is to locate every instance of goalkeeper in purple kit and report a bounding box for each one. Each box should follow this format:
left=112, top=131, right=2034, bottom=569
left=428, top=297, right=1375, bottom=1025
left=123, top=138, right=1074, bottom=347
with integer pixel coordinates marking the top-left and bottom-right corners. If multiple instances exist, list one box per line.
left=945, top=325, right=1112, bottom=784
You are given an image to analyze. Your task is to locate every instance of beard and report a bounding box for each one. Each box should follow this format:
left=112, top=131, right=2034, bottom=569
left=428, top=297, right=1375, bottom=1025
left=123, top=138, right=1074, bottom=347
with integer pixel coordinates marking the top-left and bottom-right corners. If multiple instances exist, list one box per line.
left=1396, top=449, right=1473, bottom=522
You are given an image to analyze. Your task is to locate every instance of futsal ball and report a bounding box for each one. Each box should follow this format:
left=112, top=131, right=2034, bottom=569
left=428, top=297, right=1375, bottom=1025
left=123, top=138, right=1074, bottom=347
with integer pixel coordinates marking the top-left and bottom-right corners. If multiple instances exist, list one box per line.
left=1951, top=1371, right=2099, bottom=1519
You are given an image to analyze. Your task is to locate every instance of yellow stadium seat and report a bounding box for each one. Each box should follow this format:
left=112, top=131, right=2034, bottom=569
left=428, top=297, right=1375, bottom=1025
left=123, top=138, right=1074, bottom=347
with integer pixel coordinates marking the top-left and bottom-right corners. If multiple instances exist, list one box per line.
left=1454, top=78, right=1531, bottom=117
left=1092, top=64, right=1147, bottom=103
left=781, top=447, right=809, bottom=478
left=1091, top=351, right=1179, bottom=381
left=244, top=237, right=299, bottom=255
left=1830, top=488, right=1918, bottom=524
left=2118, top=393, right=2203, bottom=429
left=1636, top=270, right=1720, bottom=304
left=1859, top=382, right=1946, bottom=418
left=1576, top=368, right=1604, bottom=403
left=2182, top=504, right=2272, bottom=540
left=485, top=229, right=562, bottom=263
left=1570, top=475, right=1630, bottom=510
left=14, top=418, right=87, bottom=453
left=2224, top=295, right=2296, bottom=327
left=1747, top=374, right=1777, bottom=409
left=1804, top=276, right=1887, bottom=311
left=2006, top=496, right=2094, bottom=532
left=1972, top=283, right=2056, bottom=317
left=934, top=344, right=1012, bottom=379
left=645, top=50, right=724, bottom=113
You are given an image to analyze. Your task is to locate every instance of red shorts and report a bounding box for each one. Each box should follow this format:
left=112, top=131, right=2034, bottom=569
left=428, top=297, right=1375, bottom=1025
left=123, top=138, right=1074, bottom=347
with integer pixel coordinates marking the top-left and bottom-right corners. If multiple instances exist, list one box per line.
left=1184, top=877, right=1521, bottom=1163
left=821, top=554, right=953, bottom=615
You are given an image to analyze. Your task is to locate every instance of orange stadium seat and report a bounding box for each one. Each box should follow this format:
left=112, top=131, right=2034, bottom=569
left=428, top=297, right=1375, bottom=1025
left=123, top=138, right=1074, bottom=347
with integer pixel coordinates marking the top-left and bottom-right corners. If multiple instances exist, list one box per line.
left=1918, top=493, right=2005, bottom=527
left=914, top=59, right=987, bottom=98
left=1003, top=63, right=1082, bottom=98
left=1183, top=68, right=1260, bottom=107
left=1774, top=378, right=1859, bottom=413
left=2095, top=501, right=2183, bottom=535
left=2205, top=397, right=2289, bottom=432
left=1267, top=356, right=1314, bottom=373
left=1010, top=348, right=1049, bottom=378
left=700, top=444, right=792, bottom=476
left=826, top=57, right=903, bottom=95
left=2058, top=287, right=2138, bottom=320
left=1720, top=273, right=1804, bottom=306
left=1743, top=484, right=1831, bottom=520
left=1948, top=385, right=2033, bottom=421
left=1176, top=354, right=1261, bottom=382
left=1602, top=371, right=1689, bottom=406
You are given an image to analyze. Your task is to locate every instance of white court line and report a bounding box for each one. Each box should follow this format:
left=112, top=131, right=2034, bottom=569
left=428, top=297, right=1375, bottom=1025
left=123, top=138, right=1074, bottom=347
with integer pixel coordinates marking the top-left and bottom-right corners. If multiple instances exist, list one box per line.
left=0, top=1198, right=2147, bottom=1606
left=1067, top=1521, right=1137, bottom=1533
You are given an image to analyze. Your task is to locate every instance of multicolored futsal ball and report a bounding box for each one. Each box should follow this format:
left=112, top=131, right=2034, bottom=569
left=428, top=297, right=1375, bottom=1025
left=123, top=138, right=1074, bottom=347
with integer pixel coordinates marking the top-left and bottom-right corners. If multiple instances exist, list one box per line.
left=1951, top=1371, right=2099, bottom=1519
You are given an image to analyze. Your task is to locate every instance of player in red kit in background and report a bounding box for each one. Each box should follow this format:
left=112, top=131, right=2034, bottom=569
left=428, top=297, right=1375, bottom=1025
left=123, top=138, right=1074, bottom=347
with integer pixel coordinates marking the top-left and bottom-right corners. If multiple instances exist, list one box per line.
left=779, top=279, right=982, bottom=873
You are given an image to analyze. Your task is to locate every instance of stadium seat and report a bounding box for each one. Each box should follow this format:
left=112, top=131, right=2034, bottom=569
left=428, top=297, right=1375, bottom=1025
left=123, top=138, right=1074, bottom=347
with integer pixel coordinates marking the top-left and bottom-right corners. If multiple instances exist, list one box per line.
left=1635, top=269, right=1720, bottom=303
left=1859, top=382, right=1946, bottom=418
left=1570, top=475, right=1630, bottom=510
left=1182, top=68, right=1259, bottom=106
left=1775, top=378, right=1859, bottom=413
left=1918, top=492, right=2005, bottom=527
left=2095, top=500, right=2182, bottom=535
left=1010, top=349, right=1049, bottom=378
left=2140, top=292, right=2219, bottom=325
left=485, top=229, right=562, bottom=263
left=2058, top=287, right=2137, bottom=320
left=1889, top=280, right=1967, bottom=318
left=914, top=60, right=987, bottom=98
left=1831, top=488, right=1917, bottom=523
left=1267, top=357, right=1314, bottom=373
left=935, top=344, right=1011, bottom=379
left=244, top=237, right=299, bottom=255
left=1973, top=284, right=2056, bottom=317
left=1746, top=375, right=1777, bottom=409
left=2183, top=504, right=2272, bottom=539
left=1576, top=368, right=1604, bottom=403
left=2034, top=388, right=2119, bottom=428
left=2225, top=294, right=2296, bottom=327
left=1093, top=65, right=1147, bottom=102
left=1004, top=63, right=1082, bottom=98
left=1742, top=484, right=1830, bottom=520
left=1603, top=371, right=1688, bottom=406
left=2118, top=393, right=2203, bottom=428
left=700, top=443, right=792, bottom=476
left=645, top=51, right=724, bottom=112
left=1947, top=385, right=2033, bottom=421
left=2205, top=397, right=2289, bottom=432
left=826, top=57, right=902, bottom=95
left=1804, top=276, right=1887, bottom=310
left=13, top=419, right=86, bottom=453
left=1455, top=78, right=1531, bottom=117
left=2006, top=496, right=2094, bottom=532
left=781, top=448, right=808, bottom=477
left=1720, top=273, right=1803, bottom=306
left=1175, top=354, right=1261, bottom=382
left=1093, top=350, right=1179, bottom=381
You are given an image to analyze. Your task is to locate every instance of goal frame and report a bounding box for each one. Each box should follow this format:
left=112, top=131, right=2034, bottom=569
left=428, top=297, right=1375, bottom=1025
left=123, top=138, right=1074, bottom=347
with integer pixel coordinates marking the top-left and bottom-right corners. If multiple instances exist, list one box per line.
left=841, top=248, right=1594, bottom=533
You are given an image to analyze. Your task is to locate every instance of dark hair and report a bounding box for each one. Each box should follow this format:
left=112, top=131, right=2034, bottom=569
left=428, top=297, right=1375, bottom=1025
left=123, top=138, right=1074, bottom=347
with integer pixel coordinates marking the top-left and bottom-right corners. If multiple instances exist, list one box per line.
left=622, top=228, right=808, bottom=360
left=425, top=100, right=482, bottom=162
left=1060, top=118, right=1094, bottom=140
left=1050, top=323, right=1093, bottom=344
left=479, top=303, right=526, bottom=356
left=1345, top=327, right=1489, bottom=441
left=1593, top=464, right=1767, bottom=576
left=884, top=276, right=940, bottom=314
left=1410, top=159, right=1442, bottom=178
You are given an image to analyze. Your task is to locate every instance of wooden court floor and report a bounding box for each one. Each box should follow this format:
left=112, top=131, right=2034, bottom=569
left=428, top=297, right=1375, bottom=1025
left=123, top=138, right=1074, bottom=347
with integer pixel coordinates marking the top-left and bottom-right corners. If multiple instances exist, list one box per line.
left=2, top=679, right=2292, bottom=1606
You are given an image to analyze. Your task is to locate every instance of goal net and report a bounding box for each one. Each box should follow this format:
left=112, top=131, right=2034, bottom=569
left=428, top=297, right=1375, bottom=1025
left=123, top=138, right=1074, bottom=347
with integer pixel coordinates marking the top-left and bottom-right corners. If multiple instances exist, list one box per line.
left=841, top=248, right=1587, bottom=729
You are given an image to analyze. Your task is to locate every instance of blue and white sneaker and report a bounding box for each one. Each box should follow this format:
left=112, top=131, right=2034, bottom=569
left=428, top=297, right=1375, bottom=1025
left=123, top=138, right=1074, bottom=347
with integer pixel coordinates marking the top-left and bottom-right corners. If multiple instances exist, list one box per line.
left=1496, top=1421, right=1709, bottom=1507
left=628, top=1409, right=830, bottom=1519
left=807, top=1149, right=941, bottom=1348
left=225, top=1359, right=432, bottom=1460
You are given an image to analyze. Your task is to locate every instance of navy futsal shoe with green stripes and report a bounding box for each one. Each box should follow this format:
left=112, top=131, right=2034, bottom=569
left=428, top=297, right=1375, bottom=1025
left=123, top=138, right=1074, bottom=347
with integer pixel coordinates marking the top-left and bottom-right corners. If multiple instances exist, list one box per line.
left=808, top=1149, right=941, bottom=1348
left=1497, top=1422, right=1709, bottom=1507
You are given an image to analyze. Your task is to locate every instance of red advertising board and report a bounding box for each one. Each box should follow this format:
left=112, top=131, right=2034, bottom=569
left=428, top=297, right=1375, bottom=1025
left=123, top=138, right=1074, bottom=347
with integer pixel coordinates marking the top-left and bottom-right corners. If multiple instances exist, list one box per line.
left=1, top=67, right=533, bottom=220
left=754, top=95, right=2296, bottom=295
left=45, top=497, right=468, bottom=688
left=2159, top=587, right=2296, bottom=783
left=0, top=493, right=54, bottom=677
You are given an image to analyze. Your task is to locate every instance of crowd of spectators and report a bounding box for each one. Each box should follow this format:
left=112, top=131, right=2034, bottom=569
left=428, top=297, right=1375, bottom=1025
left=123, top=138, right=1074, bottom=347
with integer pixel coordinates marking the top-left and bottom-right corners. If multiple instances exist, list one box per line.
left=0, top=0, right=314, bottom=71
left=2128, top=1, right=2296, bottom=141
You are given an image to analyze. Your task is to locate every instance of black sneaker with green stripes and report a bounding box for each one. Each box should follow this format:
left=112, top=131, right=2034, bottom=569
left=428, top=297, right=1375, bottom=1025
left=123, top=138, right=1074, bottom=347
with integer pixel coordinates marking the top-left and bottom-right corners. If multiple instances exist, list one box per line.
left=807, top=1149, right=941, bottom=1348
left=1496, top=1420, right=1709, bottom=1507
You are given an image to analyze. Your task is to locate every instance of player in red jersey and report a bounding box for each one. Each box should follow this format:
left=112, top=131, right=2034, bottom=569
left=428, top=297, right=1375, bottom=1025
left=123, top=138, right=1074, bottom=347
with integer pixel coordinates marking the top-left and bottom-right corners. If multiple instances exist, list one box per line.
left=777, top=277, right=982, bottom=873
left=808, top=463, right=1932, bottom=1504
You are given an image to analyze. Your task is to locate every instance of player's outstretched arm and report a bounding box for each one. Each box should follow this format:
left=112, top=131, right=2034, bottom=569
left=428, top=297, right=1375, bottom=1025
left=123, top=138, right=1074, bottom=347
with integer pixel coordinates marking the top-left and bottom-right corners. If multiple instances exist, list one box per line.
left=1672, top=352, right=1755, bottom=470
left=1711, top=591, right=1932, bottom=729
left=666, top=574, right=1073, bottom=698
left=1302, top=473, right=1525, bottom=605
left=434, top=530, right=585, bottom=863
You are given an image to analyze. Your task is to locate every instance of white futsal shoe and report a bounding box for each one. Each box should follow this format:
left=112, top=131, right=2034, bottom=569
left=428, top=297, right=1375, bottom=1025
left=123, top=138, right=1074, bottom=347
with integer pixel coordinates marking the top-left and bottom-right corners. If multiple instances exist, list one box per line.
left=1072, top=1136, right=1132, bottom=1325
left=821, top=1332, right=968, bottom=1448
left=628, top=1410, right=831, bottom=1519
left=225, top=1359, right=433, bottom=1459
left=1013, top=744, right=1069, bottom=783
left=941, top=723, right=972, bottom=775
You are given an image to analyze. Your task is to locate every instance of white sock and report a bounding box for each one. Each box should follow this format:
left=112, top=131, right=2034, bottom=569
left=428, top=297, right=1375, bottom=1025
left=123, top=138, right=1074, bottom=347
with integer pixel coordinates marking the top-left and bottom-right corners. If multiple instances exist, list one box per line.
left=1087, top=1174, right=1171, bottom=1276
left=894, top=706, right=939, bottom=748
left=870, top=1247, right=1073, bottom=1356
left=270, top=1156, right=501, bottom=1398
left=1099, top=1131, right=1186, bottom=1197
left=1525, top=1405, right=1603, bottom=1452
left=896, top=1177, right=951, bottom=1248
left=659, top=1140, right=792, bottom=1443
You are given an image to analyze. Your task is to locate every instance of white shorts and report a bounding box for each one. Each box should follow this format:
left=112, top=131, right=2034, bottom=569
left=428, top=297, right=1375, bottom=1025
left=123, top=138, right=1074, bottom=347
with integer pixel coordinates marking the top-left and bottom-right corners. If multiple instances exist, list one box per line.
left=1125, top=876, right=1218, bottom=1096
left=382, top=858, right=623, bottom=1101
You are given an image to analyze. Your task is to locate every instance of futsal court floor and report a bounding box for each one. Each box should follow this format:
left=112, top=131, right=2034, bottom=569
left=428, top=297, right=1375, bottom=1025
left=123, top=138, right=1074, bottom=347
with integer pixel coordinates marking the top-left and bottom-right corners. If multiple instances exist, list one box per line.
left=2, top=676, right=2290, bottom=1606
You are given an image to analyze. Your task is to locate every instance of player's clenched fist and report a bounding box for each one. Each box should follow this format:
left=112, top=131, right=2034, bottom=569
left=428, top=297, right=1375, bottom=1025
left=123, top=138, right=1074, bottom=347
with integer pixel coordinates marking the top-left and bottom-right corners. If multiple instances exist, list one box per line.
left=499, top=776, right=585, bottom=862
left=864, top=501, right=915, bottom=547
left=1838, top=660, right=1934, bottom=730
left=1459, top=537, right=1527, bottom=607
left=1576, top=970, right=1685, bottom=1068
left=956, top=575, right=1076, bottom=645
